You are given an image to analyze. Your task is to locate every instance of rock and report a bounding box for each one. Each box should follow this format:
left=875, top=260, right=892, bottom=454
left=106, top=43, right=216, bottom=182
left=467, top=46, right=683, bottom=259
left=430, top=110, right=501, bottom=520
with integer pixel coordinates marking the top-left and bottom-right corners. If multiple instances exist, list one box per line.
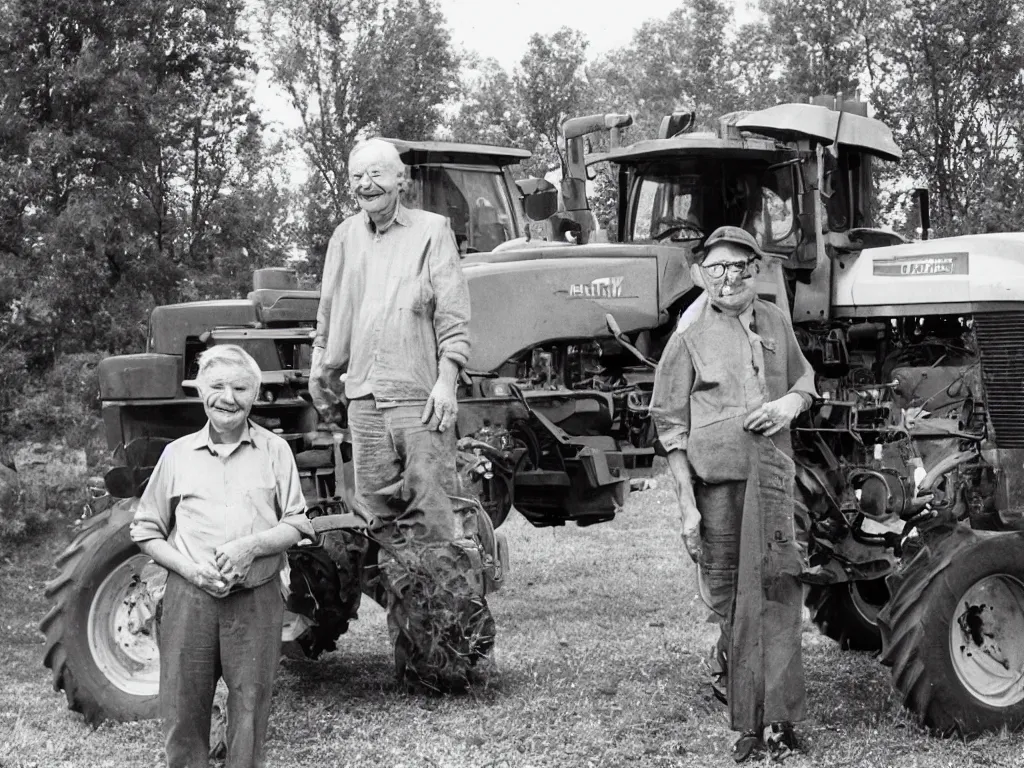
left=13, top=442, right=89, bottom=515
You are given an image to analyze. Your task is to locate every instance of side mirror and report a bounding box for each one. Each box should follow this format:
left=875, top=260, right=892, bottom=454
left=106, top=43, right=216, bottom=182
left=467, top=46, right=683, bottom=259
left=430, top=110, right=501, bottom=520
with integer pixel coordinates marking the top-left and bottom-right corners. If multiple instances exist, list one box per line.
left=515, top=177, right=559, bottom=221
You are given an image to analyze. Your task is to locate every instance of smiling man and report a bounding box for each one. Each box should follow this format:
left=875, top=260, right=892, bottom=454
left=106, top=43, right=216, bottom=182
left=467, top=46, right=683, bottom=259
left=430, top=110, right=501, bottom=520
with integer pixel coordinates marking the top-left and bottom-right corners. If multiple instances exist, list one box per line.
left=309, top=138, right=491, bottom=690
left=131, top=345, right=313, bottom=768
left=650, top=226, right=817, bottom=762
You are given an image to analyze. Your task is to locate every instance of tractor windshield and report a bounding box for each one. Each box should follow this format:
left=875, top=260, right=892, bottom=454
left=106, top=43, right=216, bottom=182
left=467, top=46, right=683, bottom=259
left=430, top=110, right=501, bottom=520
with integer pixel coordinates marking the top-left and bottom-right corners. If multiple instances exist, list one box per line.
left=406, top=164, right=518, bottom=255
left=628, top=160, right=800, bottom=255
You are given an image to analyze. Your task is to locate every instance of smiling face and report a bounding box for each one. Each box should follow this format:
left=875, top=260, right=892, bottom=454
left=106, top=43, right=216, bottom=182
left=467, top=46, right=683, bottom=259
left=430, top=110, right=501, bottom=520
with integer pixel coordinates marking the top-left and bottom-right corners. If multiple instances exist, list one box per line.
left=348, top=141, right=405, bottom=222
left=197, top=362, right=259, bottom=442
left=693, top=241, right=760, bottom=313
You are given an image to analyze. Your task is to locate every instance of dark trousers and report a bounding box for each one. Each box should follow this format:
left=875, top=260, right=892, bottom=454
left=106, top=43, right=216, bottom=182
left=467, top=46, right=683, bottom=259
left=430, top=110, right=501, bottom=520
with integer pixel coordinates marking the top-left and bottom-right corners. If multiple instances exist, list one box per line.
left=348, top=398, right=462, bottom=544
left=158, top=572, right=284, bottom=768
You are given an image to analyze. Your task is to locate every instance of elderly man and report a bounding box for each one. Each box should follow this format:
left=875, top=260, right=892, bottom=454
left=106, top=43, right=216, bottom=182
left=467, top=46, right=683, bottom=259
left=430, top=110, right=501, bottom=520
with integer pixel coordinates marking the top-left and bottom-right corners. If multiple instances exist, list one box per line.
left=131, top=345, right=313, bottom=768
left=309, top=138, right=489, bottom=689
left=650, top=226, right=817, bottom=762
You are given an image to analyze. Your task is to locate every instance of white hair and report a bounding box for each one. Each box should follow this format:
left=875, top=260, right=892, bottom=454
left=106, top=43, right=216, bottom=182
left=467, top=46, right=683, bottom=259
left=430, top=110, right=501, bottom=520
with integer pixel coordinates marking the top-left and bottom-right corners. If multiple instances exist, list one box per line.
left=349, top=138, right=407, bottom=178
left=196, top=345, right=262, bottom=387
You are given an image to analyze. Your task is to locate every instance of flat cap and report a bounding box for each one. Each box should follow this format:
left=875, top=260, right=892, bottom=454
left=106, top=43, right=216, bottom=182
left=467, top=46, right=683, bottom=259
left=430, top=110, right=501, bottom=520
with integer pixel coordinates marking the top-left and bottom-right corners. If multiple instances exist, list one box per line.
left=695, top=225, right=766, bottom=262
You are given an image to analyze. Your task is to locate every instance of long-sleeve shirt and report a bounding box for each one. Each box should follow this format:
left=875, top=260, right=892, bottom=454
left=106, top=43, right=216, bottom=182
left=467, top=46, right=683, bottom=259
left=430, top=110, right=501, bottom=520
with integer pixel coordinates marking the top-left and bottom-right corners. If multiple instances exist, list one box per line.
left=650, top=294, right=817, bottom=483
left=130, top=421, right=315, bottom=590
left=314, top=205, right=471, bottom=404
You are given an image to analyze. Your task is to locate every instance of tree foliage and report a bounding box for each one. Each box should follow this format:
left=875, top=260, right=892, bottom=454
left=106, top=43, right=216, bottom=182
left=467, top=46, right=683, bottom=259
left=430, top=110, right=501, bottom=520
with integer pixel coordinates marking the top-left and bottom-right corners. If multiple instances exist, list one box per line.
left=513, top=27, right=589, bottom=173
left=261, top=0, right=459, bottom=252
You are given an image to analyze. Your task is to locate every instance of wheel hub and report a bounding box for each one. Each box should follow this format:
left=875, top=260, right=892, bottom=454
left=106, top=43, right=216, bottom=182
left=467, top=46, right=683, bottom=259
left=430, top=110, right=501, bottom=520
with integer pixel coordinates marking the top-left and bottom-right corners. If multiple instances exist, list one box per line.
left=950, top=574, right=1024, bottom=708
left=87, top=555, right=166, bottom=697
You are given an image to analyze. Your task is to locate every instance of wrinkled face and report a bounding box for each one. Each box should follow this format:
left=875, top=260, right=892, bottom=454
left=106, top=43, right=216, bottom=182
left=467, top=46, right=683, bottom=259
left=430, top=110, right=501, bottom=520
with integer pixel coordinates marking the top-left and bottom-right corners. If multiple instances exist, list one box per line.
left=348, top=144, right=404, bottom=218
left=198, top=362, right=258, bottom=438
left=695, top=242, right=759, bottom=312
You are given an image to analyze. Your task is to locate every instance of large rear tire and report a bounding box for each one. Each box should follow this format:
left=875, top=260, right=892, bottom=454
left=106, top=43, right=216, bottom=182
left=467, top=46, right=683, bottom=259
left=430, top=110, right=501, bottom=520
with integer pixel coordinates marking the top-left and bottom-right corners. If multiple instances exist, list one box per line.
left=40, top=498, right=164, bottom=725
left=879, top=527, right=1024, bottom=736
left=805, top=579, right=888, bottom=652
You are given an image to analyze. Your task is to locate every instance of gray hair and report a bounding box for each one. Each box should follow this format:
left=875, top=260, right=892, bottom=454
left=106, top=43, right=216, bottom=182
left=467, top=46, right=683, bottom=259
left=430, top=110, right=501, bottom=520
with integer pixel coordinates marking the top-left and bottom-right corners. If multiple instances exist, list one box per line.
left=349, top=138, right=407, bottom=179
left=196, top=345, right=262, bottom=387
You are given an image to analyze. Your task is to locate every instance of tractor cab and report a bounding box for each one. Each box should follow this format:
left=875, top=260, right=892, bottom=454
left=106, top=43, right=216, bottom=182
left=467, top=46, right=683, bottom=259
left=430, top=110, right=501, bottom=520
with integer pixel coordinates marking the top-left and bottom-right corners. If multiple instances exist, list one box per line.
left=382, top=138, right=533, bottom=255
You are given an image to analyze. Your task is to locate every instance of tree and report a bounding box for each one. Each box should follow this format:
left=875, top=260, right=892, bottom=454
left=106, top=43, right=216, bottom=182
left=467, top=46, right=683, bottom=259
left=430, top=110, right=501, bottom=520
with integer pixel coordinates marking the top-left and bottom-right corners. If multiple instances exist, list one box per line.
left=0, top=0, right=276, bottom=361
left=444, top=53, right=527, bottom=149
left=261, top=0, right=459, bottom=248
left=869, top=0, right=1024, bottom=236
left=514, top=27, right=589, bottom=173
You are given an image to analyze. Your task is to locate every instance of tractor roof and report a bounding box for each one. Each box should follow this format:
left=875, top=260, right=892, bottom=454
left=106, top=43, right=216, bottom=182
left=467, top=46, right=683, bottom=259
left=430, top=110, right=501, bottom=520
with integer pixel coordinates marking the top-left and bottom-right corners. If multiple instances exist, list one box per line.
left=591, top=102, right=902, bottom=166
left=381, top=138, right=530, bottom=167
left=736, top=104, right=902, bottom=161
left=593, top=133, right=782, bottom=166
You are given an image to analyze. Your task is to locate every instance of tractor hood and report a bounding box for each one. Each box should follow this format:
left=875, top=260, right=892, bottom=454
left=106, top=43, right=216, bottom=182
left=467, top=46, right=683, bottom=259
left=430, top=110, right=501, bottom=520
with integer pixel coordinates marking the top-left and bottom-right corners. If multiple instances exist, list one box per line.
left=461, top=243, right=692, bottom=371
left=832, top=233, right=1024, bottom=317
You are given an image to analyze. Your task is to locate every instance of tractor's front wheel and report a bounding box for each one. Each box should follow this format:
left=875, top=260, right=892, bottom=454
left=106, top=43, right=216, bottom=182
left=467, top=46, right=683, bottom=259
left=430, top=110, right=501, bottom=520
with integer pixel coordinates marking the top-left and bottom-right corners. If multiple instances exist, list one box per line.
left=879, top=527, right=1024, bottom=735
left=40, top=499, right=164, bottom=725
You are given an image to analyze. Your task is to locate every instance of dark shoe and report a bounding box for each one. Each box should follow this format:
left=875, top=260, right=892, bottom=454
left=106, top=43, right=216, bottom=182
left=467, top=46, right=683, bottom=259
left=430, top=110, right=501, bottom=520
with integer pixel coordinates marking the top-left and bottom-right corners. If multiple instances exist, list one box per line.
left=732, top=731, right=764, bottom=763
left=764, top=722, right=801, bottom=762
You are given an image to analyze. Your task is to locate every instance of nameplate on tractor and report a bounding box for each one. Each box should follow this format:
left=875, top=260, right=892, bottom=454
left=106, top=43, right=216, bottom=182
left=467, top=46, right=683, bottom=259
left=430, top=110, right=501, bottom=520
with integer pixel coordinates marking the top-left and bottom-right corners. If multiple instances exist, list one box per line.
left=568, top=276, right=625, bottom=298
left=872, top=252, right=969, bottom=277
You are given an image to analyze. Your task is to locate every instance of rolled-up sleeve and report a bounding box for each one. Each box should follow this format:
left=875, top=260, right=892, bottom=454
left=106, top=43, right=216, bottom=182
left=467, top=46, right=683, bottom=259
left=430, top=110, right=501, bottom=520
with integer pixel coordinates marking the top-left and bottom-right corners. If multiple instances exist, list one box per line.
left=650, top=331, right=694, bottom=453
left=428, top=219, right=471, bottom=369
left=272, top=442, right=315, bottom=542
left=314, top=224, right=346, bottom=351
left=130, top=451, right=175, bottom=543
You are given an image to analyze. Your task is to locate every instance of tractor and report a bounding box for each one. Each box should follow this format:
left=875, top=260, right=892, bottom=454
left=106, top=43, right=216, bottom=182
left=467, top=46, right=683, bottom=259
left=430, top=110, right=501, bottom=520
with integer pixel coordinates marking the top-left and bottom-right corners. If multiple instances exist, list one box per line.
left=41, top=99, right=1024, bottom=738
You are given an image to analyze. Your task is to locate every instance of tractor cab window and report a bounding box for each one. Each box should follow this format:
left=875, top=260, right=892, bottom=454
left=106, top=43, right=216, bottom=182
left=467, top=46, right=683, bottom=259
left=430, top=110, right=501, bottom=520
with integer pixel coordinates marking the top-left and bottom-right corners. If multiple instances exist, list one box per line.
left=752, top=164, right=800, bottom=254
left=406, top=165, right=517, bottom=254
left=631, top=174, right=705, bottom=242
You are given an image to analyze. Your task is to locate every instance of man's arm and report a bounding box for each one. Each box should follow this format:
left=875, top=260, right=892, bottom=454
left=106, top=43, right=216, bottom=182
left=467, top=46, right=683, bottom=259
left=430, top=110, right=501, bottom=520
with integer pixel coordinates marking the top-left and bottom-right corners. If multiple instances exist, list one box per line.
left=744, top=309, right=818, bottom=436
left=215, top=441, right=313, bottom=584
left=313, top=225, right=346, bottom=351
left=422, top=219, right=470, bottom=432
left=650, top=332, right=702, bottom=562
left=310, top=226, right=350, bottom=421
left=131, top=450, right=228, bottom=595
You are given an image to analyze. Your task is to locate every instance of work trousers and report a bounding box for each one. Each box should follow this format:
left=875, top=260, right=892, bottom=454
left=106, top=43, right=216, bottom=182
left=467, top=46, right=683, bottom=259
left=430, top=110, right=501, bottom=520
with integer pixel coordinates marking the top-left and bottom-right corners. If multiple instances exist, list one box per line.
left=347, top=398, right=461, bottom=544
left=157, top=572, right=284, bottom=768
left=696, top=480, right=745, bottom=666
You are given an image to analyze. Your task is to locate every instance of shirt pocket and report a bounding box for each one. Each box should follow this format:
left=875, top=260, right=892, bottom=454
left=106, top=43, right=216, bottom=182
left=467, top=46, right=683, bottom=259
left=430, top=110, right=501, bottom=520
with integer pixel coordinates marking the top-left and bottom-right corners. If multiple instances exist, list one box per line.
left=395, top=276, right=434, bottom=316
left=234, top=485, right=279, bottom=538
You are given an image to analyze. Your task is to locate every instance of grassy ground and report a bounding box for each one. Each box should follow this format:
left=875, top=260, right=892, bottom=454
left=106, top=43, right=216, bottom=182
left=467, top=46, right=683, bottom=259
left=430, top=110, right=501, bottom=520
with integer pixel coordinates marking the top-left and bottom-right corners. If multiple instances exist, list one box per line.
left=2, top=482, right=1024, bottom=768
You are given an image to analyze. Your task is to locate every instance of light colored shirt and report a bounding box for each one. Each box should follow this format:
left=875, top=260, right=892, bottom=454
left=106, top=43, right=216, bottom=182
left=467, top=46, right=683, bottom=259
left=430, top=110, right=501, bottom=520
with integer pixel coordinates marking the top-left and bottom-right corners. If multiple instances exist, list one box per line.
left=314, top=204, right=471, bottom=404
left=650, top=295, right=817, bottom=482
left=130, top=421, right=315, bottom=590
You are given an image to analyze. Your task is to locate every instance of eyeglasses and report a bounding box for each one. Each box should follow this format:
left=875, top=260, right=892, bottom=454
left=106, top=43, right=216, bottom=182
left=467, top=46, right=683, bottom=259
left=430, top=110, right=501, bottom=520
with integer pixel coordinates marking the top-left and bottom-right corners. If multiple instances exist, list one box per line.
left=701, top=260, right=755, bottom=279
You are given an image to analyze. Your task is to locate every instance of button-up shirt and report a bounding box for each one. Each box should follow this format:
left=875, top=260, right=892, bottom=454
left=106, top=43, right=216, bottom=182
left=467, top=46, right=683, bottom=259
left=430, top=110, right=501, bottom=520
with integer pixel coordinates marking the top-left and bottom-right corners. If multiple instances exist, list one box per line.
left=650, top=294, right=817, bottom=482
left=314, top=204, right=471, bottom=404
left=130, top=421, right=315, bottom=590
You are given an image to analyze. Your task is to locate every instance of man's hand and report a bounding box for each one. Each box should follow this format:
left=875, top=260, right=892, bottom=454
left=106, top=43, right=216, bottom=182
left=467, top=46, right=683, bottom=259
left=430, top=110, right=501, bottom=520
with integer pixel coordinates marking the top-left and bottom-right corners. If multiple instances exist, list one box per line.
left=215, top=540, right=257, bottom=589
left=743, top=392, right=807, bottom=437
left=681, top=504, right=703, bottom=564
left=189, top=560, right=229, bottom=597
left=422, top=378, right=458, bottom=433
left=308, top=346, right=347, bottom=425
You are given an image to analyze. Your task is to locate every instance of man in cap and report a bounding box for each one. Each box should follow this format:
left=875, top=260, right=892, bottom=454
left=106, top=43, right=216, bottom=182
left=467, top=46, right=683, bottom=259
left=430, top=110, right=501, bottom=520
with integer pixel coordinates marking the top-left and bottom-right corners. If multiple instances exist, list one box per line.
left=650, top=226, right=817, bottom=761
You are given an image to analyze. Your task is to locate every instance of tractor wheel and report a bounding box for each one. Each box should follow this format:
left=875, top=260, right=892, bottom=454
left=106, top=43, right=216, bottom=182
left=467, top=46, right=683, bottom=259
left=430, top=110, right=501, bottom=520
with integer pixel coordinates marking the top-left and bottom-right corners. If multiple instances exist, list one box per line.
left=40, top=498, right=165, bottom=725
left=878, top=527, right=1024, bottom=736
left=805, top=579, right=888, bottom=652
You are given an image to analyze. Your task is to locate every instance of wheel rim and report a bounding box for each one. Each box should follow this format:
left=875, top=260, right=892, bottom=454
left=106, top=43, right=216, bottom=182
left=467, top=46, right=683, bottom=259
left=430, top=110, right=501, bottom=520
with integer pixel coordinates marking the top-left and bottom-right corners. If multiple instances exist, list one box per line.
left=87, top=555, right=166, bottom=697
left=949, top=574, right=1024, bottom=708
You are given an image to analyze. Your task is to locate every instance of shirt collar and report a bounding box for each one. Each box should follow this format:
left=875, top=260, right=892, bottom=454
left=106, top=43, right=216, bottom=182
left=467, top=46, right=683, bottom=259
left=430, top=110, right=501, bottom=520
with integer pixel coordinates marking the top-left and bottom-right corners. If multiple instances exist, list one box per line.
left=190, top=420, right=255, bottom=455
left=362, top=202, right=410, bottom=235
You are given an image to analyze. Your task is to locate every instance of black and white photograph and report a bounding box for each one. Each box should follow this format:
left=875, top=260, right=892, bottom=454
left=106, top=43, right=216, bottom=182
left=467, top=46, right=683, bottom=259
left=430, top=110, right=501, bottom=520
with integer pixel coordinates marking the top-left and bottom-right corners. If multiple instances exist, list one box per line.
left=2, top=0, right=1024, bottom=765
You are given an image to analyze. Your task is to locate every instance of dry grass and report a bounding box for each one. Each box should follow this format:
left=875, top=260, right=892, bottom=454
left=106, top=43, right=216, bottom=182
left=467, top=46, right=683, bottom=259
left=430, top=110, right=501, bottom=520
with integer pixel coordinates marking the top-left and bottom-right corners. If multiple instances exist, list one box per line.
left=3, top=481, right=1024, bottom=767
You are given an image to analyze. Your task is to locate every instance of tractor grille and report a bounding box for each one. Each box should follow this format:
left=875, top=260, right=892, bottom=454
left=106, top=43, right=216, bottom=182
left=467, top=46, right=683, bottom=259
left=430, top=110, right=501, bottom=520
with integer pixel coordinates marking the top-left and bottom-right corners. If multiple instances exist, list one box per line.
left=973, top=312, right=1024, bottom=448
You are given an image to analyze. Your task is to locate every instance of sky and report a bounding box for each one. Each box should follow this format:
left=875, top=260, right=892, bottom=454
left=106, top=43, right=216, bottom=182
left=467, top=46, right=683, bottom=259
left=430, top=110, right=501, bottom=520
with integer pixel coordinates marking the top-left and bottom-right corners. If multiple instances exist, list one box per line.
left=439, top=0, right=759, bottom=70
